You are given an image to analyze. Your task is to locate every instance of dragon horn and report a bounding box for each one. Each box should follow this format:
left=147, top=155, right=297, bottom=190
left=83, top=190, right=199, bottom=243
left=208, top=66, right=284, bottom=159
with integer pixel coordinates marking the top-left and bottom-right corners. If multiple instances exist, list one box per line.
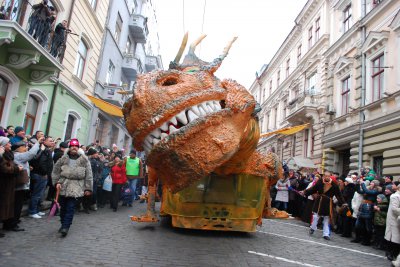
left=173, top=32, right=189, bottom=64
left=220, top=37, right=238, bottom=59
left=188, top=34, right=207, bottom=54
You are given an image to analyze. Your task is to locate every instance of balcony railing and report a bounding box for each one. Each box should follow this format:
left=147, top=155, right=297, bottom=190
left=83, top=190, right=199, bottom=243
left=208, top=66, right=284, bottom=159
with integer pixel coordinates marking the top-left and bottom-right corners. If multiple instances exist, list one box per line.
left=96, top=83, right=128, bottom=107
left=128, top=14, right=148, bottom=43
left=121, top=53, right=141, bottom=82
left=0, top=1, right=72, bottom=61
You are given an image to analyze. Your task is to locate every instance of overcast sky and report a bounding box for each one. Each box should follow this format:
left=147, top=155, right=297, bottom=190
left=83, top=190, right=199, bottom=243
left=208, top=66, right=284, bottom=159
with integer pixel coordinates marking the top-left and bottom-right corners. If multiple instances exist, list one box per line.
left=154, top=0, right=308, bottom=89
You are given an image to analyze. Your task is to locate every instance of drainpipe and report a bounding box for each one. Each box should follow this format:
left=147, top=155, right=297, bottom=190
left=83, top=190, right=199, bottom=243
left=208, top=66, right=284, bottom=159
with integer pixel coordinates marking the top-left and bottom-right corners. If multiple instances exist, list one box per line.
left=358, top=0, right=367, bottom=171
left=45, top=0, right=76, bottom=136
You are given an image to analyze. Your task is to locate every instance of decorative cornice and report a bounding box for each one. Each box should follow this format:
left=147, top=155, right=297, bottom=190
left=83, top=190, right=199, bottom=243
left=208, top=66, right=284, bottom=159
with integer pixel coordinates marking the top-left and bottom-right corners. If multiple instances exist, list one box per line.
left=361, top=31, right=390, bottom=55
left=389, top=9, right=400, bottom=32
left=0, top=27, right=17, bottom=46
left=6, top=48, right=41, bottom=69
left=30, top=66, right=58, bottom=83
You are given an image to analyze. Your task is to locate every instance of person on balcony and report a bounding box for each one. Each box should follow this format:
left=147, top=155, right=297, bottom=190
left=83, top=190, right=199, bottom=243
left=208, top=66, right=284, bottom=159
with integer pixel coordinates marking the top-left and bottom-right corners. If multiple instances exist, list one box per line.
left=50, top=20, right=70, bottom=58
left=28, top=0, right=50, bottom=40
left=38, top=6, right=56, bottom=49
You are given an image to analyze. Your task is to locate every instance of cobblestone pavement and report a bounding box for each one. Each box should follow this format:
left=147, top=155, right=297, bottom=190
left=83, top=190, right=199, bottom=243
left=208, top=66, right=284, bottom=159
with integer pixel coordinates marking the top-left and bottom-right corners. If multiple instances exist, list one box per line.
left=0, top=202, right=390, bottom=267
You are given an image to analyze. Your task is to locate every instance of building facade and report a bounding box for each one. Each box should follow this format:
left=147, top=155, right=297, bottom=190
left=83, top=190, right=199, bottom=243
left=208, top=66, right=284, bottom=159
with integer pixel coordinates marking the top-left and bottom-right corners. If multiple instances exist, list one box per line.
left=88, top=0, right=163, bottom=152
left=0, top=0, right=109, bottom=144
left=250, top=0, right=400, bottom=179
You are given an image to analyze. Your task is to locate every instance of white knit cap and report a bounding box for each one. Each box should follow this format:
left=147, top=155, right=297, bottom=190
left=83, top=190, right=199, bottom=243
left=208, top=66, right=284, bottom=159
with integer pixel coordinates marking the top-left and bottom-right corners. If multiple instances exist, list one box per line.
left=0, top=136, right=10, bottom=146
left=345, top=178, right=353, bottom=184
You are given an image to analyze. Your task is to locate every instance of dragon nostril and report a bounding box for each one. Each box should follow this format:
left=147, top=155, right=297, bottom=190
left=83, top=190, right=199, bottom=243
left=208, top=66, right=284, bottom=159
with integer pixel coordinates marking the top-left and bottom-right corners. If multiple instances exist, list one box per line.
left=162, top=77, right=178, bottom=86
left=220, top=100, right=226, bottom=109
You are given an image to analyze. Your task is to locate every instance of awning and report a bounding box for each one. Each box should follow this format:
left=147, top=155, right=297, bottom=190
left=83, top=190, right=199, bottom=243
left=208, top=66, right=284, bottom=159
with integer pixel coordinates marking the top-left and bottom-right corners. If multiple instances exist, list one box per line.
left=286, top=156, right=317, bottom=170
left=85, top=94, right=123, bottom=117
left=260, top=123, right=310, bottom=138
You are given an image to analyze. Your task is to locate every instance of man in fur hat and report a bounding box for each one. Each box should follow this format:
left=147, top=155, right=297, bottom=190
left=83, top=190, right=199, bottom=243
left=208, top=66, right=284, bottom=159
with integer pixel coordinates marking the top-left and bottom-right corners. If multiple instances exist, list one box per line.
left=52, top=138, right=93, bottom=237
left=300, top=170, right=346, bottom=240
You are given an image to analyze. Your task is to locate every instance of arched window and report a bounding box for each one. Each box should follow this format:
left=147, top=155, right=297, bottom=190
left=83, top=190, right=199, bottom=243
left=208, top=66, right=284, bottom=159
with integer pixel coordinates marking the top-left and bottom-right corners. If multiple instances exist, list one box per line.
left=24, top=95, right=39, bottom=135
left=63, top=110, right=81, bottom=141
left=0, top=76, right=8, bottom=120
left=74, top=40, right=88, bottom=79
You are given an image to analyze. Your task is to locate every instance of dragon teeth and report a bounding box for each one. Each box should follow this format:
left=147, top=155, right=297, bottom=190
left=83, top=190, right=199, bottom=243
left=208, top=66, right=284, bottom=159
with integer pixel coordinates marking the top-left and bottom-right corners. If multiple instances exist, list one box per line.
left=169, top=125, right=178, bottom=134
left=198, top=105, right=207, bottom=116
left=176, top=110, right=188, bottom=125
left=187, top=110, right=199, bottom=122
left=191, top=105, right=201, bottom=116
left=161, top=133, right=168, bottom=140
left=160, top=121, right=169, bottom=131
left=170, top=116, right=177, bottom=126
left=150, top=128, right=161, bottom=138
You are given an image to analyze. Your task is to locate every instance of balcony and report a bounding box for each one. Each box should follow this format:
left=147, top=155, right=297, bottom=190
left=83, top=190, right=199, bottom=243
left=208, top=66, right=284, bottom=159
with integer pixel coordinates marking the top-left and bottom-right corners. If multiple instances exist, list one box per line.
left=121, top=53, right=142, bottom=82
left=128, top=14, right=148, bottom=43
left=145, top=55, right=161, bottom=72
left=0, top=19, right=63, bottom=82
left=95, top=83, right=128, bottom=107
left=286, top=90, right=319, bottom=124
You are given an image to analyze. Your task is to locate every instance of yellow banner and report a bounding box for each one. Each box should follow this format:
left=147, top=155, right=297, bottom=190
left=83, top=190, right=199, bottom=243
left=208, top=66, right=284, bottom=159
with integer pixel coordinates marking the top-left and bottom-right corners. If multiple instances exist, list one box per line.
left=85, top=94, right=124, bottom=117
left=260, top=123, right=310, bottom=138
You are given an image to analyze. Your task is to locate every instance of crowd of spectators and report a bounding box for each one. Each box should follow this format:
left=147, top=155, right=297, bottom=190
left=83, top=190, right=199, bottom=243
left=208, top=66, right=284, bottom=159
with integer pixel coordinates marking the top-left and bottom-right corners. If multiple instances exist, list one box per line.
left=0, top=125, right=147, bottom=238
left=272, top=165, right=400, bottom=265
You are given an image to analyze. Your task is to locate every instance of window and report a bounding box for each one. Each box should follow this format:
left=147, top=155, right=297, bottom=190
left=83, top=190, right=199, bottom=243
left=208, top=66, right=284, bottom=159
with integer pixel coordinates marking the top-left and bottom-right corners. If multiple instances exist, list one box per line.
left=286, top=58, right=290, bottom=77
left=273, top=107, right=278, bottom=129
left=95, top=116, right=104, bottom=143
left=269, top=80, right=272, bottom=96
left=343, top=5, right=352, bottom=33
left=307, top=73, right=317, bottom=95
left=125, top=37, right=132, bottom=54
left=106, top=60, right=115, bottom=84
left=304, top=129, right=309, bottom=157
left=277, top=70, right=280, bottom=87
left=89, top=0, right=97, bottom=10
left=341, top=76, right=350, bottom=115
left=315, top=17, right=320, bottom=41
left=74, top=40, right=88, bottom=80
left=23, top=95, right=39, bottom=136
left=64, top=114, right=75, bottom=141
left=110, top=125, right=119, bottom=146
left=266, top=113, right=270, bottom=131
left=262, top=87, right=266, bottom=102
left=283, top=100, right=287, bottom=118
left=297, top=45, right=302, bottom=63
left=371, top=54, right=384, bottom=101
left=373, top=155, right=383, bottom=178
left=114, top=13, right=123, bottom=43
left=308, top=26, right=313, bottom=49
left=0, top=76, right=8, bottom=120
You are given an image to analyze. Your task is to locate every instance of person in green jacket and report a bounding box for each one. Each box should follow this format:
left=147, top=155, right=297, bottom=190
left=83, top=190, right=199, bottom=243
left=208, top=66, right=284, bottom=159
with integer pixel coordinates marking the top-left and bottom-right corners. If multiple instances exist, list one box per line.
left=374, top=194, right=389, bottom=250
left=124, top=150, right=143, bottom=206
left=364, top=166, right=376, bottom=181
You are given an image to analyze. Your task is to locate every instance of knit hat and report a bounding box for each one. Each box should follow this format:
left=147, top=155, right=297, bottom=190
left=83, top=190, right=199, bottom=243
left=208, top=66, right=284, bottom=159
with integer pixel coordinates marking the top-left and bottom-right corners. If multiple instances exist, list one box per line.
left=11, top=141, right=26, bottom=151
left=69, top=138, right=80, bottom=147
left=87, top=147, right=98, bottom=156
left=345, top=177, right=353, bottom=184
left=0, top=136, right=10, bottom=146
left=371, top=179, right=380, bottom=186
left=377, top=194, right=386, bottom=201
left=14, top=126, right=24, bottom=135
left=385, top=175, right=394, bottom=181
left=130, top=149, right=136, bottom=154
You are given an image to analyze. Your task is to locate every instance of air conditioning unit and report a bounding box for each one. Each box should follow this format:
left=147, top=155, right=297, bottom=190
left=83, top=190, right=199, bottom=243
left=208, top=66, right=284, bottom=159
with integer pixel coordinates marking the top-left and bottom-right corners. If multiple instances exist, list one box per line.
left=326, top=103, right=335, bottom=115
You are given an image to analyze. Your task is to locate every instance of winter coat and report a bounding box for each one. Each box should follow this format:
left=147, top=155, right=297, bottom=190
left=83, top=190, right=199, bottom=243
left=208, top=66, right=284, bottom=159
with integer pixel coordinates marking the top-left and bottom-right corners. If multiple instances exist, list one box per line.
left=275, top=178, right=290, bottom=202
left=0, top=151, right=19, bottom=220
left=288, top=177, right=299, bottom=201
left=357, top=183, right=381, bottom=218
left=385, top=191, right=400, bottom=244
left=111, top=164, right=127, bottom=184
left=13, top=142, right=40, bottom=190
left=52, top=149, right=93, bottom=198
left=305, top=179, right=345, bottom=217
left=89, top=157, right=103, bottom=184
left=342, top=183, right=356, bottom=207
left=374, top=198, right=388, bottom=226
left=53, top=148, right=64, bottom=163
left=30, top=146, right=53, bottom=177
left=99, top=162, right=110, bottom=187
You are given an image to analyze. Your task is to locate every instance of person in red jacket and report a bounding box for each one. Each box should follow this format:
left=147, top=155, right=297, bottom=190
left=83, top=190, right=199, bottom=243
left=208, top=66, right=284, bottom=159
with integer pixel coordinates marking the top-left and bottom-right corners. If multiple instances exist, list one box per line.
left=110, top=156, right=127, bottom=211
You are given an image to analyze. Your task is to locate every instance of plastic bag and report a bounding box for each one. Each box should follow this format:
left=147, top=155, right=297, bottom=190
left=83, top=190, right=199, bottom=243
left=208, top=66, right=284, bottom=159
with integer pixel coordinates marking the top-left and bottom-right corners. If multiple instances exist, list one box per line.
left=102, top=175, right=112, bottom=192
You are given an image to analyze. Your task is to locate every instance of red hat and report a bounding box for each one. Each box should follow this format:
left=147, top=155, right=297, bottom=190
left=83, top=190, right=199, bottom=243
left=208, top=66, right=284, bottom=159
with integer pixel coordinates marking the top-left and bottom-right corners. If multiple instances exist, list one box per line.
left=69, top=138, right=80, bottom=147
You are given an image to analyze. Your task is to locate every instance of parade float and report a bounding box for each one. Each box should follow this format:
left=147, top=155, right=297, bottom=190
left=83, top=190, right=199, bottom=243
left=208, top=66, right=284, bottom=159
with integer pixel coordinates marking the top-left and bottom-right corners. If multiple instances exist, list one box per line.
left=122, top=34, right=289, bottom=232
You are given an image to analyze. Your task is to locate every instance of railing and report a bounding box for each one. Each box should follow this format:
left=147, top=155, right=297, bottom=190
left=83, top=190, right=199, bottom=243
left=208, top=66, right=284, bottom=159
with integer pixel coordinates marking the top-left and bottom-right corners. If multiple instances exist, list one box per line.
left=0, top=1, right=73, bottom=61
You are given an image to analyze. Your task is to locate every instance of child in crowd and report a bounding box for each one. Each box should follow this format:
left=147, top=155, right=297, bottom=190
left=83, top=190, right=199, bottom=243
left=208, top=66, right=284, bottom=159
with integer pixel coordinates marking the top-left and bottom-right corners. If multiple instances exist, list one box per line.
left=373, top=194, right=388, bottom=250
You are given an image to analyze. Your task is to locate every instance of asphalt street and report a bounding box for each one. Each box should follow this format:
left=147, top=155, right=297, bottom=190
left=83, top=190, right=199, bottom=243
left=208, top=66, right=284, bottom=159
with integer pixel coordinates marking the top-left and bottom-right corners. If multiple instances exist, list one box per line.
left=0, top=202, right=389, bottom=267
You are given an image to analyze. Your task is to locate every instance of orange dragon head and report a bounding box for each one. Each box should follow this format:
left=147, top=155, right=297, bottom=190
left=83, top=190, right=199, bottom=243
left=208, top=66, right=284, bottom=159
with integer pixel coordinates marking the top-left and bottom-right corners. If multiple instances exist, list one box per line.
left=123, top=34, right=259, bottom=193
